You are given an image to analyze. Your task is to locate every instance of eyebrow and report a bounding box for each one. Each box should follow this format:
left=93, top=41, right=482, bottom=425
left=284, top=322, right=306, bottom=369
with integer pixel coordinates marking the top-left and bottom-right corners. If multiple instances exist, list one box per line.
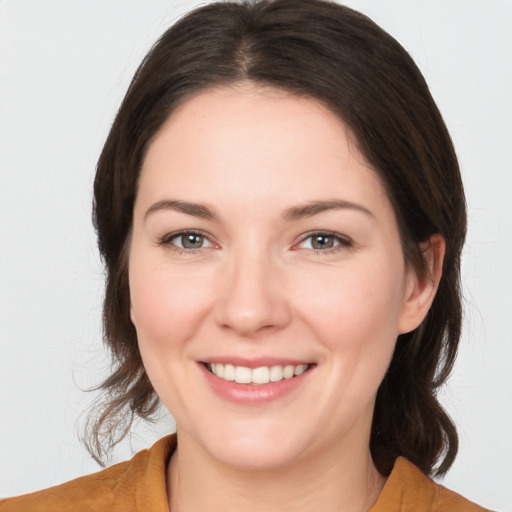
left=144, top=200, right=218, bottom=221
left=144, top=198, right=374, bottom=222
left=282, top=200, right=375, bottom=221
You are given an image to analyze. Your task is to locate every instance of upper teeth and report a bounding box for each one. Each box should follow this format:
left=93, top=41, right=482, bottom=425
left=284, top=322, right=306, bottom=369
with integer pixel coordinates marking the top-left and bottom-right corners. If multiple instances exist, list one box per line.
left=209, top=363, right=309, bottom=384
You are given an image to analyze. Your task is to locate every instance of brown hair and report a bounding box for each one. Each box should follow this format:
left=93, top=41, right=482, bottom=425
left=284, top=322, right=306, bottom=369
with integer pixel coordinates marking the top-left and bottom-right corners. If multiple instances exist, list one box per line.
left=89, top=0, right=466, bottom=477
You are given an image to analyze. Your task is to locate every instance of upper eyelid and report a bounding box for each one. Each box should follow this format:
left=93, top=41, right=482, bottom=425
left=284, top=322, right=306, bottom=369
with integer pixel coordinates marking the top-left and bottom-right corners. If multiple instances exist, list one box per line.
left=296, top=230, right=352, bottom=243
left=159, top=229, right=213, bottom=245
left=293, top=231, right=354, bottom=252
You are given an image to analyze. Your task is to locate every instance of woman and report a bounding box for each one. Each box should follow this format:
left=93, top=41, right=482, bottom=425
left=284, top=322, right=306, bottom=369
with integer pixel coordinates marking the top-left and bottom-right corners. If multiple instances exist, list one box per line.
left=0, top=0, right=491, bottom=510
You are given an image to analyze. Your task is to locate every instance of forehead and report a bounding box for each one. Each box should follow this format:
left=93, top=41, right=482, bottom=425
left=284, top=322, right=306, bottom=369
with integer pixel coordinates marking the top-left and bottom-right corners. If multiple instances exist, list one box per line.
left=137, top=85, right=390, bottom=218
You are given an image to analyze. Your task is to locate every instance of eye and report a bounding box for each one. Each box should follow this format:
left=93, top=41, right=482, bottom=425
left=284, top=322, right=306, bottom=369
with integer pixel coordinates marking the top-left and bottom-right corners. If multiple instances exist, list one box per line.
left=297, top=232, right=353, bottom=252
left=159, top=230, right=213, bottom=250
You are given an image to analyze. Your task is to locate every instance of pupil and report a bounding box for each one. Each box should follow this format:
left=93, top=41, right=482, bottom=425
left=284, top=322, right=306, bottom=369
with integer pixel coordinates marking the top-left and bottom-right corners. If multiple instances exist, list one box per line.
left=312, top=235, right=333, bottom=249
left=182, top=234, right=203, bottom=248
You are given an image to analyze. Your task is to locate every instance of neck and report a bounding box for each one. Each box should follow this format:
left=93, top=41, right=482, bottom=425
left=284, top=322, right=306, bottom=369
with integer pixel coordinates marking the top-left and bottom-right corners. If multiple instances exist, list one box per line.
left=167, top=429, right=386, bottom=512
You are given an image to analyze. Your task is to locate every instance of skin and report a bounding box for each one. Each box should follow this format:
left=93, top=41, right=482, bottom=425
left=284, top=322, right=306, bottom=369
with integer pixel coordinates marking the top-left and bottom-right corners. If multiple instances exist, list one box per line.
left=129, top=85, right=444, bottom=511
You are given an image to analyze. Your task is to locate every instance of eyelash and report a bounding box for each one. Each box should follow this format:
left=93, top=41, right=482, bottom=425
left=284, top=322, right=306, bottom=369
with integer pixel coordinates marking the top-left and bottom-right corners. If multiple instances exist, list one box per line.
left=157, top=230, right=213, bottom=254
left=296, top=231, right=354, bottom=255
left=157, top=230, right=353, bottom=255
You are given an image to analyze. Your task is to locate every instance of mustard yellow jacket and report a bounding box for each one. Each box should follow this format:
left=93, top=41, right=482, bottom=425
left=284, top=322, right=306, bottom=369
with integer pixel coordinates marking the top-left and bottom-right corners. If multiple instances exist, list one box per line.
left=0, top=435, right=489, bottom=511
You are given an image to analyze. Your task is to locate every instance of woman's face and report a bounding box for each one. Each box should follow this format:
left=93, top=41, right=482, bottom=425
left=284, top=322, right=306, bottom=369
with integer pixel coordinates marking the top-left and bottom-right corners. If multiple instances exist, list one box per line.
left=129, top=86, right=426, bottom=469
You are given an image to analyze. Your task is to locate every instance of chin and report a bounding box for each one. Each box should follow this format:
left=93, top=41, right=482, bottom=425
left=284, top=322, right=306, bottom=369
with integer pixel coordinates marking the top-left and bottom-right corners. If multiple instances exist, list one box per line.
left=192, top=421, right=312, bottom=471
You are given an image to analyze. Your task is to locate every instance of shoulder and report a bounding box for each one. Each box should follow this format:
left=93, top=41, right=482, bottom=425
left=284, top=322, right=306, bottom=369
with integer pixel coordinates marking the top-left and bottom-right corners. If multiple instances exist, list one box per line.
left=372, top=457, right=491, bottom=512
left=0, top=460, right=131, bottom=512
left=0, top=435, right=176, bottom=512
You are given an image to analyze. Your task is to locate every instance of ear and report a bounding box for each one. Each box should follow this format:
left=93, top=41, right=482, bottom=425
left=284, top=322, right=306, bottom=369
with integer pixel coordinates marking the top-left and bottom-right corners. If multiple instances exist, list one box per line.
left=398, top=234, right=445, bottom=334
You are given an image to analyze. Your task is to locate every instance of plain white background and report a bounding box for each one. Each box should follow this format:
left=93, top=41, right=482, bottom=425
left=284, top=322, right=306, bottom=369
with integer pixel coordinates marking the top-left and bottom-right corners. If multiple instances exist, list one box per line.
left=0, top=0, right=510, bottom=509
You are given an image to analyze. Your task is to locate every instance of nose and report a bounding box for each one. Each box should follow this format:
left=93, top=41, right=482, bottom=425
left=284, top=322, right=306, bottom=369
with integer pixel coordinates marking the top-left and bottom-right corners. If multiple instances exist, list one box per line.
left=213, top=247, right=292, bottom=337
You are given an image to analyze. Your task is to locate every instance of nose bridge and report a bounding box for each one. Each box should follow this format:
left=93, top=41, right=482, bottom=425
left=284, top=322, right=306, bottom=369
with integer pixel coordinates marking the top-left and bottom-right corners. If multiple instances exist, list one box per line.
left=214, top=238, right=290, bottom=336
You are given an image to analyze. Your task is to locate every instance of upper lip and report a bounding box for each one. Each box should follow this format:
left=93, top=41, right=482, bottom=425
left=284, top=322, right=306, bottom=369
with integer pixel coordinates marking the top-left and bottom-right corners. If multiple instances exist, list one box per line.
left=200, top=357, right=313, bottom=369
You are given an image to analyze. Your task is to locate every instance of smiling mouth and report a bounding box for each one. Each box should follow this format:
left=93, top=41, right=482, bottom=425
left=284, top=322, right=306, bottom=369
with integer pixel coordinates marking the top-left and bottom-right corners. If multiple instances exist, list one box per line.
left=205, top=363, right=311, bottom=385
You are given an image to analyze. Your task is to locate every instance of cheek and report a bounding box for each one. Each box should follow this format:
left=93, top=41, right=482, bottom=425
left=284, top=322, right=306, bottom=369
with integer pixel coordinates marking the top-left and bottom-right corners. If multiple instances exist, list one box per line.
left=294, top=261, right=406, bottom=344
left=129, top=256, right=213, bottom=346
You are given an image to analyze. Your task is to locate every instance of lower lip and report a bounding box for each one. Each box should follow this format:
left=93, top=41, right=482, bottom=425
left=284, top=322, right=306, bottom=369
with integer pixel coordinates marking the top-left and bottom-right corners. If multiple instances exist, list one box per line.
left=199, top=363, right=313, bottom=404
